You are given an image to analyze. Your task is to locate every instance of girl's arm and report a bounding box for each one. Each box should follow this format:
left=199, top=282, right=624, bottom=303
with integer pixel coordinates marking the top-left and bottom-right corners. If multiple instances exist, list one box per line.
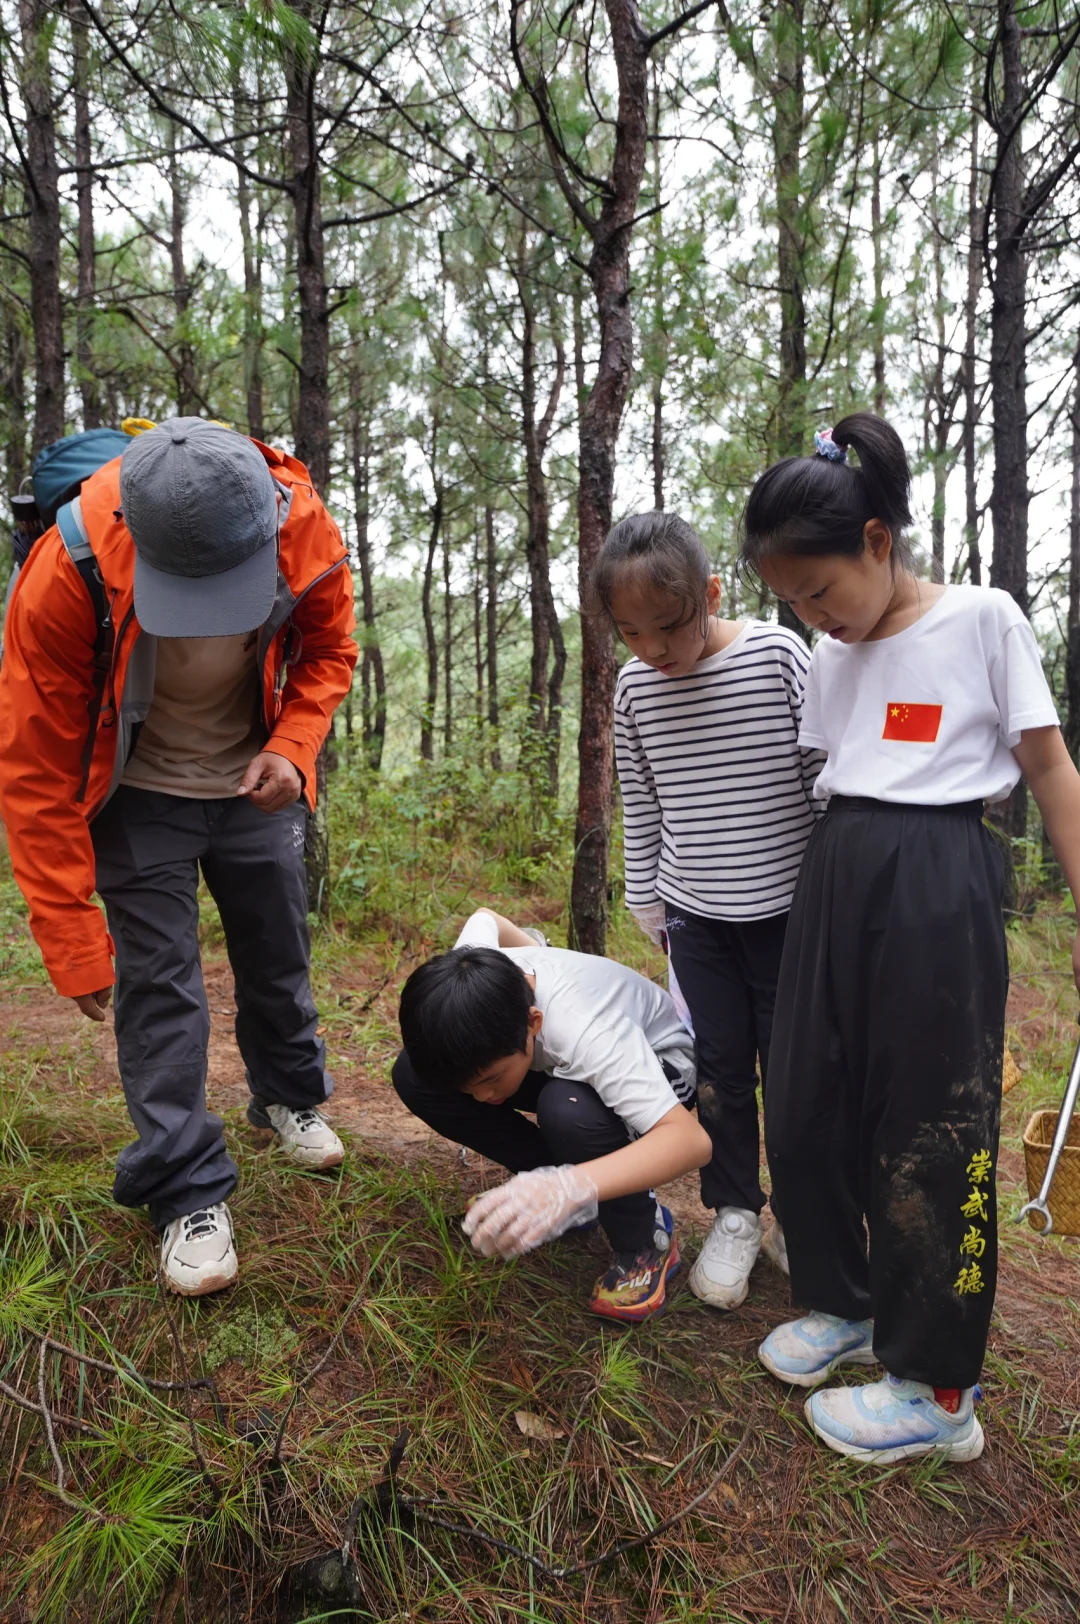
left=462, top=1104, right=711, bottom=1258
left=472, top=907, right=538, bottom=949
left=614, top=684, right=664, bottom=912
left=1012, top=725, right=1080, bottom=992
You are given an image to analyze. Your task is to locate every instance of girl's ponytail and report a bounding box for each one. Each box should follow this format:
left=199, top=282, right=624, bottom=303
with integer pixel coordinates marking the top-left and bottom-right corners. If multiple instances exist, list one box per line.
left=740, top=410, right=915, bottom=574
left=831, top=413, right=913, bottom=538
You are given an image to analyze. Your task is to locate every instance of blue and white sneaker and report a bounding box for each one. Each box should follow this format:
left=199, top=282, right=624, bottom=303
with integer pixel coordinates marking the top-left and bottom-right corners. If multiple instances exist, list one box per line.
left=759, top=1311, right=876, bottom=1388
left=806, top=1375, right=984, bottom=1464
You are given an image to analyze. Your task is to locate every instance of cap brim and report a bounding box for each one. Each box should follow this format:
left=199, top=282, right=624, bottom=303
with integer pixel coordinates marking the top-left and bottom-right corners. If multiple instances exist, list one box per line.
left=134, top=540, right=278, bottom=637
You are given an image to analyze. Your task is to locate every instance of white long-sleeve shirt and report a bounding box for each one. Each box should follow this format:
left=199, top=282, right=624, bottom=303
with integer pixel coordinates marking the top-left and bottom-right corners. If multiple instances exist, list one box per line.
left=614, top=620, right=823, bottom=922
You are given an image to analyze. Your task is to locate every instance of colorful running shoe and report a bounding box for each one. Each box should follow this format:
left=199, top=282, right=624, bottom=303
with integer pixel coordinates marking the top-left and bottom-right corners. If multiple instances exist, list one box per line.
left=759, top=1311, right=876, bottom=1387
left=588, top=1205, right=680, bottom=1324
left=805, top=1374, right=984, bottom=1464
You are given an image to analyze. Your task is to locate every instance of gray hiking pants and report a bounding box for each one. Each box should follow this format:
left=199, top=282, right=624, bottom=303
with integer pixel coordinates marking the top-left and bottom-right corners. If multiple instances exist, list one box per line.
left=91, top=786, right=331, bottom=1228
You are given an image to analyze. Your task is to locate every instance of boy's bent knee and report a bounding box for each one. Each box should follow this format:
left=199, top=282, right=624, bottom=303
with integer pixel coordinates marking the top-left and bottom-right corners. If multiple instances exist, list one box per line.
left=536, top=1078, right=628, bottom=1159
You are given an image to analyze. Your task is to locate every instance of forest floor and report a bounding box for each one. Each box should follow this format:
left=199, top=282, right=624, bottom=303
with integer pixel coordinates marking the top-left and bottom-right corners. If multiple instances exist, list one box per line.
left=1, top=855, right=1079, bottom=1623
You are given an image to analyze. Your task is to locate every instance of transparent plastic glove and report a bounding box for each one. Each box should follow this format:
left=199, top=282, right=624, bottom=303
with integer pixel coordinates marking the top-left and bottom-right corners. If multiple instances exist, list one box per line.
left=630, top=901, right=667, bottom=947
left=462, top=1166, right=599, bottom=1258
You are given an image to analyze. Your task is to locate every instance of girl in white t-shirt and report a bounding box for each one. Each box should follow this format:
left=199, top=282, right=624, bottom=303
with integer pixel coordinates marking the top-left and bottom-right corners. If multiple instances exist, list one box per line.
left=739, top=411, right=1080, bottom=1466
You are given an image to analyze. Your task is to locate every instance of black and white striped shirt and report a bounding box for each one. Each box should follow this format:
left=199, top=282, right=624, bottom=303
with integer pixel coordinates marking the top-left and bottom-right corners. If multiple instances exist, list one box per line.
left=615, top=621, right=824, bottom=922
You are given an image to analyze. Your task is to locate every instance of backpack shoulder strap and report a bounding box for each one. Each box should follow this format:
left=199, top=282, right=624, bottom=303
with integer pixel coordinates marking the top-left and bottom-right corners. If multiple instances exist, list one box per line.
left=56, top=497, right=115, bottom=801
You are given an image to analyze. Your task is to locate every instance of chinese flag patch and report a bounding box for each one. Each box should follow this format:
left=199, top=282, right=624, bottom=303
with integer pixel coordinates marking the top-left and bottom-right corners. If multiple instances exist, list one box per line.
left=882, top=702, right=942, bottom=743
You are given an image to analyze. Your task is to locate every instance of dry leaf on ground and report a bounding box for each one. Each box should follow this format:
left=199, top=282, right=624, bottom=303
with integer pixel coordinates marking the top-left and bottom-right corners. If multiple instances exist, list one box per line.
left=514, top=1409, right=566, bottom=1441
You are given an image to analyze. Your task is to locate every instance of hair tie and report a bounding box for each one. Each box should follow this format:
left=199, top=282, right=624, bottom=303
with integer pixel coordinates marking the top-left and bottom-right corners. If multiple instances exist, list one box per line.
left=814, top=427, right=847, bottom=464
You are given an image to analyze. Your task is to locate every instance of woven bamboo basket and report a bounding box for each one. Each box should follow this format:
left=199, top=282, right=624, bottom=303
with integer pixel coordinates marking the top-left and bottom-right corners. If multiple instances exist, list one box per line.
left=1002, top=1048, right=1022, bottom=1096
left=1021, top=1110, right=1080, bottom=1235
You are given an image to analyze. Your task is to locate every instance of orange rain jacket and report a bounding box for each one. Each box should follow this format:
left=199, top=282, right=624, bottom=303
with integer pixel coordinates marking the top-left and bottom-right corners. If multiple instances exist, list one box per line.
left=0, top=440, right=357, bottom=999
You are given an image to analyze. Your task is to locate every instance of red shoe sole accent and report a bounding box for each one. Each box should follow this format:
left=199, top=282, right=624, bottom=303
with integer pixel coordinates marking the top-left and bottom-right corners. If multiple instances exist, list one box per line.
left=587, top=1234, right=682, bottom=1324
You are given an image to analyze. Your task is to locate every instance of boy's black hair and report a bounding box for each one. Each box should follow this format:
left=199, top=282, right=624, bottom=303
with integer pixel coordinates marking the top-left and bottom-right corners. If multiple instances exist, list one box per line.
left=739, top=412, right=915, bottom=577
left=398, top=946, right=534, bottom=1090
left=588, top=511, right=714, bottom=638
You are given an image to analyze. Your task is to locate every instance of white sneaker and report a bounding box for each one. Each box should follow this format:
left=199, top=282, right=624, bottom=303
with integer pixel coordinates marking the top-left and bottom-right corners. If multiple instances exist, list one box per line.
left=761, top=1219, right=789, bottom=1276
left=806, top=1375, right=984, bottom=1464
left=688, top=1206, right=761, bottom=1309
left=257, top=1102, right=345, bottom=1169
left=161, top=1203, right=238, bottom=1297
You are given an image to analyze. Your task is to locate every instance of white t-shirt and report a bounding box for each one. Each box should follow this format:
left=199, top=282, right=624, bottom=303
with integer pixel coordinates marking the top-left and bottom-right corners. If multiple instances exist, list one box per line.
left=454, top=911, right=696, bottom=1136
left=800, top=585, right=1058, bottom=805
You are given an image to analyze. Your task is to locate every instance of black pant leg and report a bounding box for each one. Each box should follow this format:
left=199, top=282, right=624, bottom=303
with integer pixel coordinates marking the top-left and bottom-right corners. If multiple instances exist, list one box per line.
left=535, top=1078, right=657, bottom=1253
left=666, top=910, right=764, bottom=1214
left=391, top=1051, right=551, bottom=1171
left=860, top=810, right=1007, bottom=1388
left=91, top=787, right=238, bottom=1228
left=765, top=819, right=872, bottom=1320
left=200, top=797, right=329, bottom=1110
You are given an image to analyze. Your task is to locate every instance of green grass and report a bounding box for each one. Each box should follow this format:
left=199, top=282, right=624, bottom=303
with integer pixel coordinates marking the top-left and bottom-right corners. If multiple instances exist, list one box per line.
left=1, top=763, right=1079, bottom=1621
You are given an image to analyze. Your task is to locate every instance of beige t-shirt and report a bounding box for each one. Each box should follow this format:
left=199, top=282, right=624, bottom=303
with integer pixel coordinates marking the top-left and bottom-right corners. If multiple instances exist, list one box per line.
left=121, top=633, right=266, bottom=798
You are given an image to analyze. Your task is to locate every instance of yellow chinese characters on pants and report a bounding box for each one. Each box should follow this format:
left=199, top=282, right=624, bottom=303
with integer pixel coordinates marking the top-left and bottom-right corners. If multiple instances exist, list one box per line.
left=954, top=1150, right=992, bottom=1295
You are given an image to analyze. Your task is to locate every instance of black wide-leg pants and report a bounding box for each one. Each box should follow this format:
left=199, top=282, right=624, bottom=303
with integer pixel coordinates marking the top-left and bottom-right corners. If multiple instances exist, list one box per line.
left=92, top=786, right=331, bottom=1229
left=765, top=797, right=1008, bottom=1389
left=665, top=908, right=788, bottom=1215
left=391, top=1053, right=670, bottom=1253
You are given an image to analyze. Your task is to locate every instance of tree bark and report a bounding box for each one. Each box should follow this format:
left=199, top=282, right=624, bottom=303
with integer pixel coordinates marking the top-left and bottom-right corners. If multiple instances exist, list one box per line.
left=870, top=129, right=886, bottom=416
left=962, top=103, right=983, bottom=586
left=987, top=0, right=1029, bottom=840
left=3, top=317, right=28, bottom=497
left=421, top=487, right=441, bottom=763
left=167, top=124, right=199, bottom=417
left=233, top=70, right=266, bottom=442
left=19, top=0, right=64, bottom=455
left=1065, top=337, right=1080, bottom=764
left=516, top=228, right=565, bottom=778
left=650, top=62, right=665, bottom=510
left=568, top=0, right=650, bottom=954
left=284, top=11, right=330, bottom=496
left=71, top=0, right=100, bottom=430
left=350, top=400, right=386, bottom=770
left=442, top=515, right=453, bottom=751
left=485, top=506, right=501, bottom=770
left=771, top=0, right=809, bottom=641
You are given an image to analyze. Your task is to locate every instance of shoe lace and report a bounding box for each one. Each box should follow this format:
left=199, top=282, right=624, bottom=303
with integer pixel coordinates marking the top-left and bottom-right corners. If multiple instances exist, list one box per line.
left=289, top=1109, right=324, bottom=1133
left=180, top=1207, right=223, bottom=1242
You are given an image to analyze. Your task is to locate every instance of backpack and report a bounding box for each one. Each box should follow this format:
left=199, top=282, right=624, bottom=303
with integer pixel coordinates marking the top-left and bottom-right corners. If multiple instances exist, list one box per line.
left=4, top=421, right=155, bottom=747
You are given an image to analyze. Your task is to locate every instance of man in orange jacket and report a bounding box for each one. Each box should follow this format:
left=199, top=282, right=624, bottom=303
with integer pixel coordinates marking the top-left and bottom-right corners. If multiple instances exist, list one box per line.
left=0, top=419, right=358, bottom=1295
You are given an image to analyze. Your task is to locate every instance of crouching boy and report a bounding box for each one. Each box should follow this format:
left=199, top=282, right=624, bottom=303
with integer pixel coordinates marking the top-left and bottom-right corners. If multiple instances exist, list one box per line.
left=393, top=907, right=711, bottom=1322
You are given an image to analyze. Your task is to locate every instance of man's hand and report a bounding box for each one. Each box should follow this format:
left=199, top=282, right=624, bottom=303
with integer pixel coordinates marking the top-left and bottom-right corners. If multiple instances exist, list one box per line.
left=236, top=750, right=302, bottom=812
left=73, top=987, right=112, bottom=1023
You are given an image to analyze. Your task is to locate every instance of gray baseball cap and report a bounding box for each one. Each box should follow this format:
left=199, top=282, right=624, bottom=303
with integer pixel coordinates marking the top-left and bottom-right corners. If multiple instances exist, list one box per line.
left=120, top=417, right=279, bottom=637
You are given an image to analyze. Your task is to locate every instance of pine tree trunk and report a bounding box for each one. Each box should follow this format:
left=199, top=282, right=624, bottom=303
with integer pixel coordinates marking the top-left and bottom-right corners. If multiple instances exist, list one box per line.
left=771, top=0, right=808, bottom=641
left=3, top=318, right=28, bottom=497
left=350, top=402, right=385, bottom=770
left=988, top=0, right=1029, bottom=841
left=963, top=103, right=983, bottom=586
left=1065, top=337, right=1080, bottom=764
left=421, top=489, right=441, bottom=763
left=285, top=13, right=330, bottom=497
left=233, top=72, right=265, bottom=442
left=71, top=1, right=100, bottom=430
left=650, top=63, right=665, bottom=511
left=19, top=0, right=64, bottom=456
left=929, top=151, right=947, bottom=586
left=168, top=125, right=199, bottom=417
left=443, top=519, right=453, bottom=752
left=570, top=0, right=650, bottom=955
left=485, top=506, right=501, bottom=770
left=870, top=129, right=886, bottom=416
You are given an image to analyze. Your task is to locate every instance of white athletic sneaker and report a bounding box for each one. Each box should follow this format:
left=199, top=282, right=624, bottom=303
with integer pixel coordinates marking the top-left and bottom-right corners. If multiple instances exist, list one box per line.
left=161, top=1203, right=238, bottom=1297
left=759, top=1311, right=876, bottom=1387
left=761, top=1219, right=789, bottom=1275
left=688, top=1206, right=761, bottom=1309
left=252, top=1102, right=345, bottom=1169
left=806, top=1374, right=985, bottom=1465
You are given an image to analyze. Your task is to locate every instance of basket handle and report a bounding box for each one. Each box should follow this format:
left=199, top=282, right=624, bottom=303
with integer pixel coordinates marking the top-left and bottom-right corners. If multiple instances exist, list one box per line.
left=1016, top=1031, right=1080, bottom=1236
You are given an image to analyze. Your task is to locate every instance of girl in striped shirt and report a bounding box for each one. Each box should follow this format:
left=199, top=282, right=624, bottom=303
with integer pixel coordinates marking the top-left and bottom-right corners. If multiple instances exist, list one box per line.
left=592, top=512, right=822, bottom=1310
